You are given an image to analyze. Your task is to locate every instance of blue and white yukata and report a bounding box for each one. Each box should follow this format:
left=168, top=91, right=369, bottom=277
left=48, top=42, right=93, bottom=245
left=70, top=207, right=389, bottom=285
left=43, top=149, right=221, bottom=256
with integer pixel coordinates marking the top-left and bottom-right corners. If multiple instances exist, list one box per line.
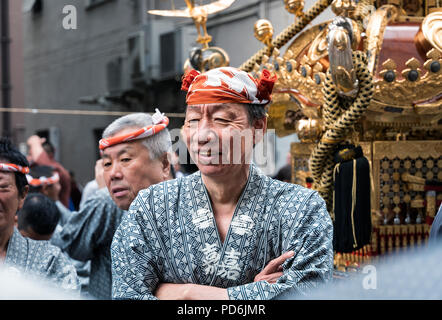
left=52, top=188, right=125, bottom=299
left=111, top=164, right=333, bottom=300
left=3, top=228, right=80, bottom=295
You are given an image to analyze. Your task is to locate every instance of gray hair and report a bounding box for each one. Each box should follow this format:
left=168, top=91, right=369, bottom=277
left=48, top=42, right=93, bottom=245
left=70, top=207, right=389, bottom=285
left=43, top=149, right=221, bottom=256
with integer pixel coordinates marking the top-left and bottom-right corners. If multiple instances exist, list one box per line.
left=247, top=104, right=268, bottom=125
left=102, top=113, right=171, bottom=160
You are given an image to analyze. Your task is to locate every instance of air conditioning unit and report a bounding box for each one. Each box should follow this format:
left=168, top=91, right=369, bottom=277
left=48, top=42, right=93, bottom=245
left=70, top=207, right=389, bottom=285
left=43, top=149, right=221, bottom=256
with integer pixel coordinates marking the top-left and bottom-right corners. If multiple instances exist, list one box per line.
left=106, top=56, right=123, bottom=95
left=150, top=23, right=197, bottom=81
left=127, top=31, right=147, bottom=84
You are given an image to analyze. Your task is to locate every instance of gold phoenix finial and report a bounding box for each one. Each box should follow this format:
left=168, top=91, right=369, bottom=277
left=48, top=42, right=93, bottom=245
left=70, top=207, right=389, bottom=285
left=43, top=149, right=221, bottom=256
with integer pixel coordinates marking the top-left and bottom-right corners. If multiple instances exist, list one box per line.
left=148, top=0, right=236, bottom=49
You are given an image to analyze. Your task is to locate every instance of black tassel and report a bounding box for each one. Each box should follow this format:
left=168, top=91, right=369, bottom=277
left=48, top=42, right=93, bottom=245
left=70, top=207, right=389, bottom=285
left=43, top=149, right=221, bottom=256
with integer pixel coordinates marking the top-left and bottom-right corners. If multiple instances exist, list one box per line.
left=333, top=144, right=372, bottom=253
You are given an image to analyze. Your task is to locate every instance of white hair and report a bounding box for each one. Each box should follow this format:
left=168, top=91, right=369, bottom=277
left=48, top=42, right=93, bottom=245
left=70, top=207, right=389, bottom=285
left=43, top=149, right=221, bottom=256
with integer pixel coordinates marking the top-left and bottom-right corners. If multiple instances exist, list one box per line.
left=102, top=113, right=172, bottom=160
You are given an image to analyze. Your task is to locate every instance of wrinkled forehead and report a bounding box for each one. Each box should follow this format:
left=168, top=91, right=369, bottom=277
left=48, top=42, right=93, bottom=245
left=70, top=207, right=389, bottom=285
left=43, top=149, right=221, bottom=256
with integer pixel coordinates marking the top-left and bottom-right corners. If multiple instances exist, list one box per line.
left=0, top=170, right=17, bottom=185
left=101, top=140, right=144, bottom=159
left=186, top=103, right=248, bottom=116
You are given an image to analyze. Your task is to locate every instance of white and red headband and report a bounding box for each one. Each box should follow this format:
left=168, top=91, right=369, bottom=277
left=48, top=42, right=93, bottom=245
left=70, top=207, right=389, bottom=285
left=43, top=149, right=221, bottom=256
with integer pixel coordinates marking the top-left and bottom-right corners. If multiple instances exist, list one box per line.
left=26, top=172, right=60, bottom=187
left=99, top=109, right=169, bottom=151
left=0, top=163, right=30, bottom=175
left=181, top=67, right=277, bottom=106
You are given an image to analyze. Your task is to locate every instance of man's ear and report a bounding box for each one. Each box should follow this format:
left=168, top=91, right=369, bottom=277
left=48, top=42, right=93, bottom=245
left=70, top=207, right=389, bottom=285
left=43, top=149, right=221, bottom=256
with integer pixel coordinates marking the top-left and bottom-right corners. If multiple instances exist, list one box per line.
left=161, top=153, right=171, bottom=180
left=253, top=116, right=267, bottom=145
left=18, top=185, right=29, bottom=211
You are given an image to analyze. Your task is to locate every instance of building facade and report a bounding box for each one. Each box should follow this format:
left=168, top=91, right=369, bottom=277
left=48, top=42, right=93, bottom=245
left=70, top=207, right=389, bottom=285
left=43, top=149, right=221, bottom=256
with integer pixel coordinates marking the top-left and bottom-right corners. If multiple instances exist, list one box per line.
left=0, top=0, right=25, bottom=146
left=21, top=0, right=334, bottom=185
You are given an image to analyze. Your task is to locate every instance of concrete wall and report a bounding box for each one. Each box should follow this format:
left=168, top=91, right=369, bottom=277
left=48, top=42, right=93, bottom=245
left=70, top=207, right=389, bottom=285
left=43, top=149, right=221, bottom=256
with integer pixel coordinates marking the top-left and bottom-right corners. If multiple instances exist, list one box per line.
left=0, top=0, right=25, bottom=145
left=23, top=0, right=141, bottom=185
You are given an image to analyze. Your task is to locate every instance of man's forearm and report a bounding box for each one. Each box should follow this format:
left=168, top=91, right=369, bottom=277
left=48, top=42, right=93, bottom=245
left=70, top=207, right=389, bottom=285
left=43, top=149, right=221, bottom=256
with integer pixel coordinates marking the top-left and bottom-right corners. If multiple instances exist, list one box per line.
left=185, top=284, right=229, bottom=300
left=155, top=283, right=229, bottom=300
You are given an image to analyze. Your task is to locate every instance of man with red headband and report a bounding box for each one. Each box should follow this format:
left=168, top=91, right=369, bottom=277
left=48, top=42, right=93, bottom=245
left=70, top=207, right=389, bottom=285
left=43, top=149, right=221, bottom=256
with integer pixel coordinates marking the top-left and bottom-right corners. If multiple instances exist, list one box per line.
left=26, top=136, right=71, bottom=208
left=0, top=138, right=79, bottom=295
left=26, top=165, right=71, bottom=226
left=53, top=111, right=171, bottom=299
left=111, top=67, right=333, bottom=300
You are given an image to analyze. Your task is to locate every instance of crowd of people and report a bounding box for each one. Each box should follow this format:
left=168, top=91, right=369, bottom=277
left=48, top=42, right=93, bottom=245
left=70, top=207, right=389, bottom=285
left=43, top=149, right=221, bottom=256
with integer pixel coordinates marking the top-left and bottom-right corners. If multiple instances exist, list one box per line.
left=0, top=67, right=440, bottom=300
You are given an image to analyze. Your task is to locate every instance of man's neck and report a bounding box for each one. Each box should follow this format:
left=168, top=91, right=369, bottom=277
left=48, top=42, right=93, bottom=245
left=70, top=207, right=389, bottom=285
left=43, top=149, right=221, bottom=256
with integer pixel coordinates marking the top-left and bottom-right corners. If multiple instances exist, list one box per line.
left=201, top=165, right=250, bottom=212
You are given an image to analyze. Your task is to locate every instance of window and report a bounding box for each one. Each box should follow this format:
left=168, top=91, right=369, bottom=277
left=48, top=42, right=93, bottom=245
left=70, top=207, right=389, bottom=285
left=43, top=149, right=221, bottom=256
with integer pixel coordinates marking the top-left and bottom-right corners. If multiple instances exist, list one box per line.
left=85, top=0, right=114, bottom=10
left=160, top=31, right=176, bottom=75
left=22, top=0, right=43, bottom=14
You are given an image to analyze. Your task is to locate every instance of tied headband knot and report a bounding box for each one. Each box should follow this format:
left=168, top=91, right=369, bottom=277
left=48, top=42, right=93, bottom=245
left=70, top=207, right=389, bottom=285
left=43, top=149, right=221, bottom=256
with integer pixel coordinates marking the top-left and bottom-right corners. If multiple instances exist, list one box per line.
left=0, top=163, right=30, bottom=175
left=181, top=67, right=277, bottom=106
left=181, top=69, right=200, bottom=92
left=99, top=109, right=169, bottom=151
left=256, top=69, right=277, bottom=102
left=26, top=172, right=60, bottom=187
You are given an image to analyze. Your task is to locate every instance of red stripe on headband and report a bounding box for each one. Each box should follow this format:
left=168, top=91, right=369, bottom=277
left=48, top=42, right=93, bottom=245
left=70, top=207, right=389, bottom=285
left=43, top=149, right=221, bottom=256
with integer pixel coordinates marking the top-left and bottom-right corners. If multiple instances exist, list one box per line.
left=181, top=67, right=277, bottom=106
left=0, top=163, right=30, bottom=174
left=26, top=173, right=60, bottom=187
left=99, top=109, right=169, bottom=151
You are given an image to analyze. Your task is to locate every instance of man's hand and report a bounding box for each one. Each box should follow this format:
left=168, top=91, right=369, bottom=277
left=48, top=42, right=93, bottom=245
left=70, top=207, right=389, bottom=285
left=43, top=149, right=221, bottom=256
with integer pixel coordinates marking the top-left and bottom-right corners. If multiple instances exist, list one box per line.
left=26, top=135, right=46, bottom=162
left=95, top=159, right=106, bottom=189
left=254, top=251, right=294, bottom=284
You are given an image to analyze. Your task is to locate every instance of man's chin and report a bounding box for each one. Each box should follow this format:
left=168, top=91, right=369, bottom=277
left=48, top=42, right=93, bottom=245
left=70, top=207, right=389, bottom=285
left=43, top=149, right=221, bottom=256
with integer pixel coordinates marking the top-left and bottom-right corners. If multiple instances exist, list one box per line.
left=198, top=163, right=235, bottom=177
left=111, top=197, right=131, bottom=211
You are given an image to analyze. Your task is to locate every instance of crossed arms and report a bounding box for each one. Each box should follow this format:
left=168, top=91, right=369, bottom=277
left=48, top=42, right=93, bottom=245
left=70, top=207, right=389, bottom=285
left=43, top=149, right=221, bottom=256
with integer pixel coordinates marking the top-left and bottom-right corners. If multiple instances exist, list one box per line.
left=154, top=251, right=295, bottom=300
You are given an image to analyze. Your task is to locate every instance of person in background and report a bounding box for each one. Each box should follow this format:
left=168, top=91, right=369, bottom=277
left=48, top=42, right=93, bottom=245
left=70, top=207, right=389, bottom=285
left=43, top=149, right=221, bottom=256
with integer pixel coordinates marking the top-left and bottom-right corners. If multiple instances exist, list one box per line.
left=26, top=165, right=91, bottom=294
left=79, top=159, right=105, bottom=210
left=0, top=138, right=79, bottom=295
left=68, top=170, right=83, bottom=211
left=26, top=165, right=71, bottom=226
left=53, top=110, right=172, bottom=299
left=26, top=136, right=71, bottom=208
left=16, top=193, right=60, bottom=241
left=273, top=153, right=292, bottom=183
left=273, top=164, right=292, bottom=183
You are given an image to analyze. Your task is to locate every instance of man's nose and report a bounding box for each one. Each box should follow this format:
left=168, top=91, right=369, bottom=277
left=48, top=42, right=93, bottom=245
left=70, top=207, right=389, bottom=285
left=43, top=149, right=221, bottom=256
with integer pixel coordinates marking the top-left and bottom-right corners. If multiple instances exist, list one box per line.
left=195, top=120, right=217, bottom=145
left=109, top=162, right=123, bottom=180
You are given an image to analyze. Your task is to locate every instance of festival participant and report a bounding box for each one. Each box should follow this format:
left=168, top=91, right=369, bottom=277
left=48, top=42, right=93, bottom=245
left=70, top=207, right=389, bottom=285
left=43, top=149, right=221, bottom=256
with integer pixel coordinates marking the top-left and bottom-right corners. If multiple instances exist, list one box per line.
left=17, top=193, right=60, bottom=241
left=111, top=67, right=333, bottom=300
left=0, top=138, right=79, bottom=294
left=53, top=110, right=171, bottom=299
left=26, top=165, right=71, bottom=226
left=26, top=136, right=71, bottom=208
left=25, top=165, right=90, bottom=293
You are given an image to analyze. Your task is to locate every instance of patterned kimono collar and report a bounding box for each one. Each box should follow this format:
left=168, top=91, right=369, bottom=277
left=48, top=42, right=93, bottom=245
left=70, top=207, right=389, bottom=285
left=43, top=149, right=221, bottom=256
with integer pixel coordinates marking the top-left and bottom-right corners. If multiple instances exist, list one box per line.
left=185, top=163, right=268, bottom=286
left=195, top=163, right=264, bottom=186
left=2, top=228, right=31, bottom=277
left=5, top=228, right=27, bottom=263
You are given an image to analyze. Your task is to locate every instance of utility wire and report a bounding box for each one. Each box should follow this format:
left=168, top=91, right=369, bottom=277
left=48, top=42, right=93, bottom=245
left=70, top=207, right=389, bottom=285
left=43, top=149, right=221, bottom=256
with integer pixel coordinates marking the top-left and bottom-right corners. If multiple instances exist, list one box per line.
left=0, top=107, right=186, bottom=118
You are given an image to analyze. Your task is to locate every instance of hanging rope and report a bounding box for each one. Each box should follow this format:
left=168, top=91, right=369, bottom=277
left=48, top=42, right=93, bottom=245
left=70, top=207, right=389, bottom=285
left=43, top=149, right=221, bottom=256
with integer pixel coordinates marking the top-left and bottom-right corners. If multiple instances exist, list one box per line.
left=239, top=0, right=333, bottom=72
left=309, top=51, right=374, bottom=214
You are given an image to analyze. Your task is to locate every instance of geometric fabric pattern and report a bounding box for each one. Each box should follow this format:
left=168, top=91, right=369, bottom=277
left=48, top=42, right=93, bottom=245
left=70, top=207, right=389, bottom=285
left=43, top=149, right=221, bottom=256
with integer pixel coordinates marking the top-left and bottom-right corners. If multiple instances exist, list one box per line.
left=52, top=188, right=125, bottom=299
left=111, top=164, right=334, bottom=300
left=4, top=228, right=80, bottom=294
